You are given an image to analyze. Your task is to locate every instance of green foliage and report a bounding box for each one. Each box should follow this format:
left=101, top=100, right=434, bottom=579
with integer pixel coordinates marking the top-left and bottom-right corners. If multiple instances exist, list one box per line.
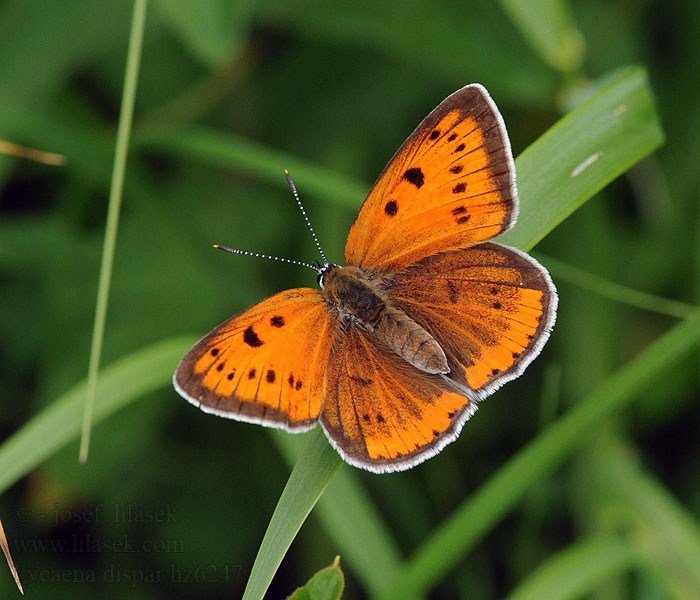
left=1, top=1, right=698, bottom=598
left=286, top=556, right=344, bottom=600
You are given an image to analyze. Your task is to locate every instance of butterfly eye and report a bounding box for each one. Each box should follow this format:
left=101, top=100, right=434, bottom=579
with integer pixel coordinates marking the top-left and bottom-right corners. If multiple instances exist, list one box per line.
left=317, top=264, right=339, bottom=288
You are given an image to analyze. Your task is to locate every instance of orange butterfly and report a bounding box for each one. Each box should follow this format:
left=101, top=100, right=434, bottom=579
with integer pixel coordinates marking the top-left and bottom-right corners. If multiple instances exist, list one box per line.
left=174, top=84, right=557, bottom=473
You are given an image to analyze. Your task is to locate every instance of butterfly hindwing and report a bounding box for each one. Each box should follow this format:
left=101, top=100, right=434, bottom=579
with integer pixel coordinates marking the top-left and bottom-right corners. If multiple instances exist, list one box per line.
left=174, top=289, right=337, bottom=431
left=386, top=243, right=557, bottom=398
left=321, top=325, right=474, bottom=473
left=345, top=84, right=517, bottom=273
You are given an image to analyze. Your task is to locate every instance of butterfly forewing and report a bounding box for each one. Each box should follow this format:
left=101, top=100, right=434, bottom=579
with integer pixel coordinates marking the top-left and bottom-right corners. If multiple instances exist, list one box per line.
left=387, top=243, right=557, bottom=398
left=345, top=84, right=517, bottom=273
left=174, top=289, right=337, bottom=430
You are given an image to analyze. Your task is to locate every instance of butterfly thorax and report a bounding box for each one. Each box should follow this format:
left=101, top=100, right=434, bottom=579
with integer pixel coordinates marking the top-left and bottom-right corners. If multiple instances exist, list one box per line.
left=320, top=265, right=449, bottom=375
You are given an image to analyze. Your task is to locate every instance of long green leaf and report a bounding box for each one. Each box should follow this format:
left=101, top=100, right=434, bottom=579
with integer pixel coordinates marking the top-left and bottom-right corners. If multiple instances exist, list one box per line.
left=273, top=432, right=402, bottom=594
left=137, top=127, right=368, bottom=209
left=0, top=337, right=195, bottom=494
left=538, top=253, right=696, bottom=318
left=498, top=65, right=664, bottom=250
left=242, top=428, right=342, bottom=600
left=80, top=0, right=148, bottom=463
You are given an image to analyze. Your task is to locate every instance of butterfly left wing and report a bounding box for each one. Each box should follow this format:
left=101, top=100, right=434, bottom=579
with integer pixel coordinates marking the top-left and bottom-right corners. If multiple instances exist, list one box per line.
left=386, top=243, right=557, bottom=399
left=321, top=325, right=474, bottom=473
left=345, top=84, right=517, bottom=273
left=174, top=289, right=337, bottom=431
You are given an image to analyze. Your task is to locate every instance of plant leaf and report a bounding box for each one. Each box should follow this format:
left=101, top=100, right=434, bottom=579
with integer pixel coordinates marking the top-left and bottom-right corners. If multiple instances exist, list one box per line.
left=242, top=429, right=342, bottom=600
left=0, top=337, right=195, bottom=494
left=287, top=555, right=345, bottom=600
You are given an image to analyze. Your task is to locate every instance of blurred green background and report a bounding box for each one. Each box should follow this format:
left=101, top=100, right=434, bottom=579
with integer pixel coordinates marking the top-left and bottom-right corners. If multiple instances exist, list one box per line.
left=1, top=0, right=698, bottom=598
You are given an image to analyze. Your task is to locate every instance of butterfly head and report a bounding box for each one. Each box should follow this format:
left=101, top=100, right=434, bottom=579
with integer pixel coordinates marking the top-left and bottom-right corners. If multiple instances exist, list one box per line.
left=317, top=263, right=340, bottom=288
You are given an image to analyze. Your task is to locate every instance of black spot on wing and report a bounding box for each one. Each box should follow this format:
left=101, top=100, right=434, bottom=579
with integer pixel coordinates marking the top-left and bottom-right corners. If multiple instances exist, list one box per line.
left=270, top=315, right=285, bottom=327
left=429, top=129, right=440, bottom=140
left=266, top=369, right=276, bottom=383
left=288, top=374, right=295, bottom=388
left=384, top=200, right=398, bottom=216
left=243, top=326, right=263, bottom=347
left=456, top=215, right=471, bottom=225
left=403, top=167, right=424, bottom=188
left=295, top=380, right=302, bottom=391
left=248, top=368, right=256, bottom=379
left=447, top=133, right=457, bottom=142
left=210, top=348, right=219, bottom=357
left=216, top=363, right=224, bottom=372
left=449, top=165, right=463, bottom=174
left=492, top=301, right=502, bottom=310
left=227, top=372, right=234, bottom=381
left=454, top=143, right=466, bottom=153
left=452, top=183, right=466, bottom=194
left=451, top=206, right=467, bottom=216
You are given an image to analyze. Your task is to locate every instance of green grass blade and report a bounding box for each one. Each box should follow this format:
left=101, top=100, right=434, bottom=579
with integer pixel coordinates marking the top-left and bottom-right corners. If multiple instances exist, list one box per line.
left=137, top=127, right=368, bottom=209
left=273, top=432, right=402, bottom=594
left=539, top=253, right=696, bottom=318
left=242, top=428, right=342, bottom=600
left=504, top=535, right=642, bottom=600
left=378, top=308, right=700, bottom=600
left=498, top=65, right=664, bottom=251
left=0, top=337, right=194, bottom=494
left=80, top=0, right=149, bottom=463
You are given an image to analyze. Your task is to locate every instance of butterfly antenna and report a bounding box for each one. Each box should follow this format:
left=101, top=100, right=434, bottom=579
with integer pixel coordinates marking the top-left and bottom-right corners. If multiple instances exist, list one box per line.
left=212, top=245, right=320, bottom=273
left=285, top=169, right=329, bottom=266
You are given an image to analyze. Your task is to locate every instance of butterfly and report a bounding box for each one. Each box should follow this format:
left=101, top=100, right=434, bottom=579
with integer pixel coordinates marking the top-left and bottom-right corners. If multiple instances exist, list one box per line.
left=174, top=84, right=557, bottom=473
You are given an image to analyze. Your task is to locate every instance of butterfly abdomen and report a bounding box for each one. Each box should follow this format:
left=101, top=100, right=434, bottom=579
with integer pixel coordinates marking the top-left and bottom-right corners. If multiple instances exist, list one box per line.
left=374, top=307, right=449, bottom=375
left=321, top=265, right=449, bottom=375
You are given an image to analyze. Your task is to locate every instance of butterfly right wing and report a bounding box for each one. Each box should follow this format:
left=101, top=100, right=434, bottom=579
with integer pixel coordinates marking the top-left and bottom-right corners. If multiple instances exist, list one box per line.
left=386, top=243, right=556, bottom=400
left=174, top=289, right=337, bottom=431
